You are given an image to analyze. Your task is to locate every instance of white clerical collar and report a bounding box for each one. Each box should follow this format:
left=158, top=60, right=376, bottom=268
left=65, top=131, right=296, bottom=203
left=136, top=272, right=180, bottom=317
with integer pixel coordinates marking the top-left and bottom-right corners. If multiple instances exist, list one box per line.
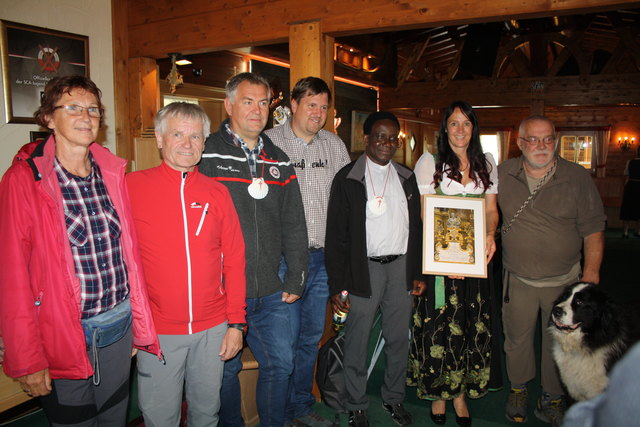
left=366, top=156, right=392, bottom=172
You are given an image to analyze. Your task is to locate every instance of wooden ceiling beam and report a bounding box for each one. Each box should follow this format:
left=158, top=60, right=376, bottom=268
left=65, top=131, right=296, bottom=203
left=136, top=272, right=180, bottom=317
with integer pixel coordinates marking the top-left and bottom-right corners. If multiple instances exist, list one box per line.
left=397, top=36, right=431, bottom=90
left=510, top=47, right=535, bottom=77
left=126, top=0, right=640, bottom=58
left=379, top=73, right=640, bottom=109
left=547, top=30, right=585, bottom=76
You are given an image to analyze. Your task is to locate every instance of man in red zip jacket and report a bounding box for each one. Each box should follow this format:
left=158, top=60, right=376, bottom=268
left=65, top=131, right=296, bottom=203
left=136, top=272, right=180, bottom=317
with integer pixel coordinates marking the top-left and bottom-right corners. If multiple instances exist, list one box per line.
left=127, top=102, right=247, bottom=426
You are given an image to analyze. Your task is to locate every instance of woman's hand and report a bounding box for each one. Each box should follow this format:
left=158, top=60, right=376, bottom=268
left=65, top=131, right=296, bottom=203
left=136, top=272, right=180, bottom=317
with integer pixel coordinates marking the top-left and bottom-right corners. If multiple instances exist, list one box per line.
left=411, top=280, right=427, bottom=296
left=485, top=232, right=496, bottom=263
left=17, top=369, right=51, bottom=397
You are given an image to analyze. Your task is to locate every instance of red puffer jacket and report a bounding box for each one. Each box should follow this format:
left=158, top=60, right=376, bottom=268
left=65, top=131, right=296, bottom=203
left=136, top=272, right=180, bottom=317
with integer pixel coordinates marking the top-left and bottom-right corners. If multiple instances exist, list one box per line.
left=0, top=137, right=160, bottom=379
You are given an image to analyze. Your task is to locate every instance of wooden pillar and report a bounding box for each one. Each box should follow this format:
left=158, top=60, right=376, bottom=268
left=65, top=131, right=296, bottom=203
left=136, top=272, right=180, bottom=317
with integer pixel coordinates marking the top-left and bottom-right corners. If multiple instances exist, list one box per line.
left=127, top=57, right=160, bottom=136
left=289, top=21, right=335, bottom=132
left=111, top=0, right=130, bottom=163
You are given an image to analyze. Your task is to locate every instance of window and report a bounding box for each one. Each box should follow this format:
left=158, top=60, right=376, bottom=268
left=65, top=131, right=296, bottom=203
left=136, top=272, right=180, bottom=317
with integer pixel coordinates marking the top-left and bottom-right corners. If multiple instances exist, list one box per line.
left=558, top=131, right=594, bottom=170
left=480, top=134, right=500, bottom=164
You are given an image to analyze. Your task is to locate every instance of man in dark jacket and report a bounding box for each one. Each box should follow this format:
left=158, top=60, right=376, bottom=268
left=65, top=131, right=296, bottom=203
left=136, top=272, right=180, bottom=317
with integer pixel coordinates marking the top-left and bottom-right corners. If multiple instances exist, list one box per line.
left=199, top=72, right=308, bottom=427
left=325, top=111, right=425, bottom=427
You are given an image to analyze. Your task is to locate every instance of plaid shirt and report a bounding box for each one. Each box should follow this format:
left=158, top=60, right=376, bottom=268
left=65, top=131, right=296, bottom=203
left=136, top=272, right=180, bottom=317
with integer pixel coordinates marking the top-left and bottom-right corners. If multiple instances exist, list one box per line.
left=226, top=123, right=264, bottom=178
left=55, top=155, right=129, bottom=318
left=265, top=122, right=350, bottom=248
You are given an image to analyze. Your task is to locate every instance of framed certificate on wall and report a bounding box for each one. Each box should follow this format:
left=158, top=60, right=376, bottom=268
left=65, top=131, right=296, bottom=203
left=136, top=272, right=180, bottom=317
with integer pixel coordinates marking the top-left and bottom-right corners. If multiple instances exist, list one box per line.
left=1, top=20, right=89, bottom=123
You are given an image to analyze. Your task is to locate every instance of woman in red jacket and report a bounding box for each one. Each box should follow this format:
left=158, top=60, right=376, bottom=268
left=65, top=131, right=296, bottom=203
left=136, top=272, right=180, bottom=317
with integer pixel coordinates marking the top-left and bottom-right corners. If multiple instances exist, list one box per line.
left=0, top=76, right=160, bottom=426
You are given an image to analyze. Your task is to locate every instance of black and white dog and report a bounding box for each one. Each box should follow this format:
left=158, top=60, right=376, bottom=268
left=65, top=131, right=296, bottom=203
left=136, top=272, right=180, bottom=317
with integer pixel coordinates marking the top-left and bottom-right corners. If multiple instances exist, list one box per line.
left=549, top=282, right=638, bottom=401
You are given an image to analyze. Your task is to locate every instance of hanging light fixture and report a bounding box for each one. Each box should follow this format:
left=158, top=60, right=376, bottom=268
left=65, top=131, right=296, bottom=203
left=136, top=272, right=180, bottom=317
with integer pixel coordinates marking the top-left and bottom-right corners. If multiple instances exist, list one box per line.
left=166, top=53, right=191, bottom=94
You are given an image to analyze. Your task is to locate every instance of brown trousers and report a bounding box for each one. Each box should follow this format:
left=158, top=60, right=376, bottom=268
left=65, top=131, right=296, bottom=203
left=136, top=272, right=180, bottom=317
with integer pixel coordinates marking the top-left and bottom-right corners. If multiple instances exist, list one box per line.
left=501, top=272, right=576, bottom=396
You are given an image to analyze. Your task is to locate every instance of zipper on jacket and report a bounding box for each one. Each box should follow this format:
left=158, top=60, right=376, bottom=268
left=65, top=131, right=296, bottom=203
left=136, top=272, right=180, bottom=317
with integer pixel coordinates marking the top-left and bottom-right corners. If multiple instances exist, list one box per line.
left=180, top=172, right=194, bottom=334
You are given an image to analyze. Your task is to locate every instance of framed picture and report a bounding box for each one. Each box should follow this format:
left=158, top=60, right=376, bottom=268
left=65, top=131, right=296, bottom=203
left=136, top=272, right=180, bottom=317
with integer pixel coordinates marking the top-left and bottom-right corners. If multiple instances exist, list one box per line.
left=30, top=130, right=50, bottom=142
left=350, top=110, right=371, bottom=153
left=422, top=194, right=487, bottom=278
left=1, top=21, right=89, bottom=123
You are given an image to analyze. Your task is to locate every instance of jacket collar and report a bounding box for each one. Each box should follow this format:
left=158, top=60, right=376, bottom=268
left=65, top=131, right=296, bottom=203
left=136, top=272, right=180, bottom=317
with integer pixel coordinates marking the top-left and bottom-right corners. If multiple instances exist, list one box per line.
left=217, top=118, right=281, bottom=161
left=34, top=135, right=126, bottom=182
left=159, top=161, right=199, bottom=184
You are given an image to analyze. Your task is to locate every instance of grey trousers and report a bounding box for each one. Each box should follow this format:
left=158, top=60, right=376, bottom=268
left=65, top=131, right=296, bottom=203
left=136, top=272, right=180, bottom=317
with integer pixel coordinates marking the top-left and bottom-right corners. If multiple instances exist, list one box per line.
left=40, top=327, right=133, bottom=427
left=502, top=272, right=575, bottom=396
left=137, top=323, right=227, bottom=427
left=343, top=255, right=413, bottom=410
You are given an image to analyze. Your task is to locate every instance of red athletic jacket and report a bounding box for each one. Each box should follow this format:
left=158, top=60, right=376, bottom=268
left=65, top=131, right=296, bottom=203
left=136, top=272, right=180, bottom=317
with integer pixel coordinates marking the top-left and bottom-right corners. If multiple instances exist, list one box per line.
left=126, top=162, right=246, bottom=335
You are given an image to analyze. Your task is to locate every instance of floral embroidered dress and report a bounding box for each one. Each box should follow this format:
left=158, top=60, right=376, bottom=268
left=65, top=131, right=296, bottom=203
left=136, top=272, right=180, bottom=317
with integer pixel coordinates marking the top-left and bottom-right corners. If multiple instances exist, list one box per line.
left=407, top=152, right=500, bottom=401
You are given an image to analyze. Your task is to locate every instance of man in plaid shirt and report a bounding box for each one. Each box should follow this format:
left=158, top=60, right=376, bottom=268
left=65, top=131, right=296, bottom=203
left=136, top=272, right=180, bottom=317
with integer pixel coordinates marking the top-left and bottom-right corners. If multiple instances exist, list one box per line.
left=265, top=77, right=350, bottom=427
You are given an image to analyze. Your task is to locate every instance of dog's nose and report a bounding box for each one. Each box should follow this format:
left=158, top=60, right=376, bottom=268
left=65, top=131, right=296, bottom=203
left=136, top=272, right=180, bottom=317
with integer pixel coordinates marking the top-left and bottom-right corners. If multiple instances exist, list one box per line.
left=552, top=306, right=563, bottom=318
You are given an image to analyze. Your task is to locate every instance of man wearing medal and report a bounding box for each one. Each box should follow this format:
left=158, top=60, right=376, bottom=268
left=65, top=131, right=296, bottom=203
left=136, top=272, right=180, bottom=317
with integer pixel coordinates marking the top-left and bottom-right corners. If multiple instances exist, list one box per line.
left=265, top=77, right=350, bottom=427
left=199, top=72, right=308, bottom=427
left=325, top=111, right=426, bottom=427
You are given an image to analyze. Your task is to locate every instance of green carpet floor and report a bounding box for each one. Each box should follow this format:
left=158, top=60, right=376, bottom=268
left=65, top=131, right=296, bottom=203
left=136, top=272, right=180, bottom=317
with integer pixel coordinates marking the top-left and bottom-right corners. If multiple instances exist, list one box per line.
left=2, top=229, right=638, bottom=426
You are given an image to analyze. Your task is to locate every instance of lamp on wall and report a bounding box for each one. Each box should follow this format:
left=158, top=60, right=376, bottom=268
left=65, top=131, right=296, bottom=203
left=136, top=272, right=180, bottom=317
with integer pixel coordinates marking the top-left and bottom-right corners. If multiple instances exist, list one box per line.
left=618, top=136, right=635, bottom=151
left=166, top=53, right=192, bottom=94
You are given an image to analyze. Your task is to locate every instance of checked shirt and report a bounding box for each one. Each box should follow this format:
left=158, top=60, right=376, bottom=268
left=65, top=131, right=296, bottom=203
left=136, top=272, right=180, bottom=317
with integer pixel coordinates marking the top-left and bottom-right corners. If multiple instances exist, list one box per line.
left=54, top=155, right=129, bottom=318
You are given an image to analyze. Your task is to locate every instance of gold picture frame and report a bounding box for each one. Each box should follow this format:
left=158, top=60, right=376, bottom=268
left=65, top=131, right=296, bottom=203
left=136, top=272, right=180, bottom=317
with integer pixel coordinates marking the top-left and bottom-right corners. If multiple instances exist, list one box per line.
left=350, top=110, right=371, bottom=153
left=422, top=194, right=487, bottom=278
left=1, top=20, right=89, bottom=123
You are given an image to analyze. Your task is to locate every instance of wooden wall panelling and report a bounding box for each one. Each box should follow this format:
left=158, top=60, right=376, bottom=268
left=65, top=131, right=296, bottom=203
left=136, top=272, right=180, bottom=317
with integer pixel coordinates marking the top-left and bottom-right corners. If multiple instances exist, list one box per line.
left=380, top=74, right=640, bottom=110
left=199, top=100, right=227, bottom=134
left=126, top=0, right=640, bottom=59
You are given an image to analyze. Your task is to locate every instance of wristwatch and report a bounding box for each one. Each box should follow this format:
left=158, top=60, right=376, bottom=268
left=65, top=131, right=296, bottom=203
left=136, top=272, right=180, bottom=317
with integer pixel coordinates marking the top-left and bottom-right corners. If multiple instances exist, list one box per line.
left=228, top=323, right=247, bottom=334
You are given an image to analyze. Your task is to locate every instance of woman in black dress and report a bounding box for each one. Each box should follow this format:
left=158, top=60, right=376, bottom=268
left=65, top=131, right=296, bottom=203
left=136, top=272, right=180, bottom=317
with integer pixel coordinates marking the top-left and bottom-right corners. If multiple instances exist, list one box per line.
left=407, top=101, right=500, bottom=426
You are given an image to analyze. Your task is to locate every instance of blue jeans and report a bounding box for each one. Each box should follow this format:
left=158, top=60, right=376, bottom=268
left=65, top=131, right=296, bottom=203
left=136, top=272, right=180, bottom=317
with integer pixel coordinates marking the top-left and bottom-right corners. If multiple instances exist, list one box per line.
left=219, top=291, right=294, bottom=427
left=279, top=249, right=329, bottom=421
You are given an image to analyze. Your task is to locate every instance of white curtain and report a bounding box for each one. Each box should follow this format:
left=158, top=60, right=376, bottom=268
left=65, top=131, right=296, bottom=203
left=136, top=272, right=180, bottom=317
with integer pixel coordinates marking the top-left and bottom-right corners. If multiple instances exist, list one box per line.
left=594, top=127, right=611, bottom=178
left=497, top=129, right=512, bottom=163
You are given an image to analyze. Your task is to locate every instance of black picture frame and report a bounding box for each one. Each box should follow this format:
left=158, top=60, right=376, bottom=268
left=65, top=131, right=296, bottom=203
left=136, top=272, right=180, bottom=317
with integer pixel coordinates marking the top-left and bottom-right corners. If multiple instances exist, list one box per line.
left=29, top=130, right=50, bottom=142
left=1, top=20, right=89, bottom=124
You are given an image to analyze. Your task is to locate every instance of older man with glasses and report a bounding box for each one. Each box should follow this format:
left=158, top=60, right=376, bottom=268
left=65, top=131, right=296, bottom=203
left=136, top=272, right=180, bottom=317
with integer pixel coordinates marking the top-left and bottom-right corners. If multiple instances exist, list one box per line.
left=498, top=115, right=605, bottom=427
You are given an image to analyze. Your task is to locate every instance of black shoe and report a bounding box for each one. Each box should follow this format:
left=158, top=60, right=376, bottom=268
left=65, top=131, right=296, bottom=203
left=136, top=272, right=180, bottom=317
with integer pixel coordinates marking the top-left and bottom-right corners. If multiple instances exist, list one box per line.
left=455, top=414, right=472, bottom=426
left=382, top=402, right=413, bottom=426
left=430, top=411, right=446, bottom=425
left=348, top=410, right=369, bottom=427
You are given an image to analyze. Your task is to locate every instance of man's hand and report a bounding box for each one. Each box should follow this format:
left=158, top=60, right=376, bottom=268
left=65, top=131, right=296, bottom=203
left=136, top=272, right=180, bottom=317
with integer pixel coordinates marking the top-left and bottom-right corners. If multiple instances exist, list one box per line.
left=131, top=348, right=138, bottom=357
left=219, top=328, right=243, bottom=361
left=17, top=369, right=51, bottom=397
left=330, top=292, right=350, bottom=314
left=282, top=292, right=300, bottom=304
left=411, top=280, right=427, bottom=296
